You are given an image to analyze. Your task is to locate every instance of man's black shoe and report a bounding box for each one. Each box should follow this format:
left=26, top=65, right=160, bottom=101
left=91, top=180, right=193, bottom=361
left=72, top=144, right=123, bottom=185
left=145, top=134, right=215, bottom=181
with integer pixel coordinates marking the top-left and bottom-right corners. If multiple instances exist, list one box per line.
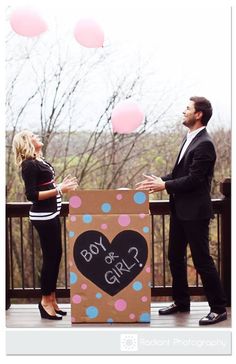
left=159, top=303, right=190, bottom=315
left=199, top=311, right=227, bottom=325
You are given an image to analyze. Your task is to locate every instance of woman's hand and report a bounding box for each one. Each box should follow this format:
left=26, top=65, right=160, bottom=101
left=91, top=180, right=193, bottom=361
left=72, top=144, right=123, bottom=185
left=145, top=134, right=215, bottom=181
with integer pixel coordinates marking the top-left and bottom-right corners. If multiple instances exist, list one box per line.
left=135, top=174, right=165, bottom=193
left=38, top=175, right=78, bottom=200
left=60, top=175, right=78, bottom=194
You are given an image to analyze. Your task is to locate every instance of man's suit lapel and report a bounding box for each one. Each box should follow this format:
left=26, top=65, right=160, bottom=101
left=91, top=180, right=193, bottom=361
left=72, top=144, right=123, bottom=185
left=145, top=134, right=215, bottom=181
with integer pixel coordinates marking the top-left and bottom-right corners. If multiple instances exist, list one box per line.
left=182, top=128, right=207, bottom=158
left=173, top=136, right=187, bottom=170
left=173, top=128, right=207, bottom=171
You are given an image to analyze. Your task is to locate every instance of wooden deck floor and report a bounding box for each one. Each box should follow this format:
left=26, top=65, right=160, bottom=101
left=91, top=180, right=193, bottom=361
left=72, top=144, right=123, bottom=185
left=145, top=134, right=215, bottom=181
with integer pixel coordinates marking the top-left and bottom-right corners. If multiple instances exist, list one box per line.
left=6, top=302, right=231, bottom=328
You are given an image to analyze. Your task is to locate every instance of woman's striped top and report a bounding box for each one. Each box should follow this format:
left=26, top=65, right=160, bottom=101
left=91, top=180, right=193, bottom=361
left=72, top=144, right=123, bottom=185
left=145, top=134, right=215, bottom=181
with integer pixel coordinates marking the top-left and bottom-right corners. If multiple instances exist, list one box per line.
left=21, top=158, right=62, bottom=221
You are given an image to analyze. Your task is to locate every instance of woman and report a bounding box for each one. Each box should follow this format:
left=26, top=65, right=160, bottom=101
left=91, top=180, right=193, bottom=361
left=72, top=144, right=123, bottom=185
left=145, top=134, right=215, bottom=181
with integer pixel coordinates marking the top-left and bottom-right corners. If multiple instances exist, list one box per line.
left=12, top=130, right=78, bottom=320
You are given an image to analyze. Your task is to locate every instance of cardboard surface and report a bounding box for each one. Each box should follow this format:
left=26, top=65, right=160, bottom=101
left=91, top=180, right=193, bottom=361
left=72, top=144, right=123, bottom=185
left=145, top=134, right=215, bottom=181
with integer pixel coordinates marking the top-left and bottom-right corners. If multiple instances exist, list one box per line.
left=68, top=190, right=151, bottom=323
left=69, top=189, right=149, bottom=215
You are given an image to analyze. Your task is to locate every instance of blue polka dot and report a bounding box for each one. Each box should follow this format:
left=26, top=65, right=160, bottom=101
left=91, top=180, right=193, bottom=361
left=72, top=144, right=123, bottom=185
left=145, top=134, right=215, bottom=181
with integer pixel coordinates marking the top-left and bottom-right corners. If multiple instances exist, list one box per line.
left=82, top=214, right=93, bottom=223
left=101, top=203, right=111, bottom=213
left=132, top=281, right=143, bottom=291
left=139, top=312, right=150, bottom=322
left=69, top=231, right=75, bottom=238
left=107, top=318, right=113, bottom=323
left=70, top=272, right=77, bottom=285
left=86, top=306, right=99, bottom=319
left=96, top=292, right=102, bottom=299
left=143, top=226, right=149, bottom=233
left=133, top=192, right=146, bottom=204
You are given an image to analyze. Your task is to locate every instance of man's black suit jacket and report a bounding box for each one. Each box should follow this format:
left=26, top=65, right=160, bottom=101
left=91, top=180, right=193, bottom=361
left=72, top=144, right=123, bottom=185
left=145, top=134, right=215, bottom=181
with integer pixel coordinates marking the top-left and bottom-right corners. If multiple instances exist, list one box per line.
left=162, top=128, right=216, bottom=220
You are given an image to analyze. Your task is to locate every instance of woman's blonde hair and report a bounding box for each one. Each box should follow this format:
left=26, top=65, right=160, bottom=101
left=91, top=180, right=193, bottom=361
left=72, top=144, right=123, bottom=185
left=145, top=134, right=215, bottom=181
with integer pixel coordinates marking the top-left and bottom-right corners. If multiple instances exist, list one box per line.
left=12, top=130, right=42, bottom=166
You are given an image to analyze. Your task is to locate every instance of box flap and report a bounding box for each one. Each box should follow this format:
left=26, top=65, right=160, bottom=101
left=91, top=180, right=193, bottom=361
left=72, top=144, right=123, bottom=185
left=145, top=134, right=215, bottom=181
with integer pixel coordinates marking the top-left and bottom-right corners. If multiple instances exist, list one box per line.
left=69, top=190, right=149, bottom=215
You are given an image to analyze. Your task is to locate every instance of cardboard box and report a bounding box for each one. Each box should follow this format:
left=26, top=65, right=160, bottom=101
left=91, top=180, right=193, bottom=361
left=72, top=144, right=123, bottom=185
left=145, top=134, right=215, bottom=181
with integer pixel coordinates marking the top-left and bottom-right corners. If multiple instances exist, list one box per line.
left=68, top=190, right=151, bottom=323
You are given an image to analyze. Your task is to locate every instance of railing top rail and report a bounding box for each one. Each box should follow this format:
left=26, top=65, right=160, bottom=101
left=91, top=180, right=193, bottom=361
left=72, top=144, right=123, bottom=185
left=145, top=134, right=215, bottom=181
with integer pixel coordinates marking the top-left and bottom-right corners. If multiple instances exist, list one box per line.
left=6, top=199, right=224, bottom=217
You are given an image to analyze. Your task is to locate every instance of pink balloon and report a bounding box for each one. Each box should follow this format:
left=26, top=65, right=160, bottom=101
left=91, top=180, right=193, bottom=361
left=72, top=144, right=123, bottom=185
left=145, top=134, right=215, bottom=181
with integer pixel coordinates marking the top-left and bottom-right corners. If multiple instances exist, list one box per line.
left=9, top=7, right=47, bottom=37
left=74, top=19, right=104, bottom=48
left=111, top=101, right=144, bottom=134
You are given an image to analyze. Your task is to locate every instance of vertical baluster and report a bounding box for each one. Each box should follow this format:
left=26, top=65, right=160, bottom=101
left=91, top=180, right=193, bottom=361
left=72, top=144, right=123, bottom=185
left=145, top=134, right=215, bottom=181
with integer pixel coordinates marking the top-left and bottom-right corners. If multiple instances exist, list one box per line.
left=217, top=213, right=221, bottom=274
left=31, top=222, right=36, bottom=289
left=9, top=218, right=14, bottom=290
left=20, top=217, right=25, bottom=289
left=162, top=215, right=166, bottom=287
left=6, top=217, right=10, bottom=309
left=220, top=178, right=231, bottom=306
left=151, top=214, right=155, bottom=288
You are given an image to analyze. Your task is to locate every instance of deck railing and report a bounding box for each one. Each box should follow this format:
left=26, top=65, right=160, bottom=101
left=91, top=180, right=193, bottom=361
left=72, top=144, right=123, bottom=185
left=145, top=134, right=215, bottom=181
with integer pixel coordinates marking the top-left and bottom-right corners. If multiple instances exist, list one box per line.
left=6, top=179, right=231, bottom=309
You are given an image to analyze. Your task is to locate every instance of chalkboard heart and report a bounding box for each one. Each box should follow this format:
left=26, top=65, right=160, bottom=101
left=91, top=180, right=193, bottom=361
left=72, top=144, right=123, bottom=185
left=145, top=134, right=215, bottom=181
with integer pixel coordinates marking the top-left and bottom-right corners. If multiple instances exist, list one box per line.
left=73, top=230, right=148, bottom=296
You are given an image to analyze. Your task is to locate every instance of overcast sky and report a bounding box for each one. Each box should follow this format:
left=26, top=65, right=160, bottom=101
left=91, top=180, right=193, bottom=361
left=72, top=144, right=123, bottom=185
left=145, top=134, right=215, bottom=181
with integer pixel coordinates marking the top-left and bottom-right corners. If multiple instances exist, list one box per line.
left=4, top=0, right=232, bottom=130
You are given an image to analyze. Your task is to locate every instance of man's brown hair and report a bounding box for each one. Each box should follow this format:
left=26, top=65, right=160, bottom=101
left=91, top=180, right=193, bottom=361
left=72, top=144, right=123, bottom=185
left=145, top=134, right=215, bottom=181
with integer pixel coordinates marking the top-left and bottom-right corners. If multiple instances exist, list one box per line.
left=190, top=96, right=213, bottom=126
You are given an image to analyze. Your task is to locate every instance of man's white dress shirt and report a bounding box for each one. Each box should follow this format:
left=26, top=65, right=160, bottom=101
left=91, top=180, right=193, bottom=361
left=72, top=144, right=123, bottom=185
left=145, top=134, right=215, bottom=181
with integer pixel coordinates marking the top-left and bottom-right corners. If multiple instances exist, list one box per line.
left=178, top=126, right=206, bottom=164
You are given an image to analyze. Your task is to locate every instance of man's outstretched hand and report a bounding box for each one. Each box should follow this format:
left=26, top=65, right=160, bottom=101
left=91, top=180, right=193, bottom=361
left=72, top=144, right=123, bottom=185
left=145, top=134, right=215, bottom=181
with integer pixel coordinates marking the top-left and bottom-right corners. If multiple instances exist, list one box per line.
left=135, top=174, right=165, bottom=193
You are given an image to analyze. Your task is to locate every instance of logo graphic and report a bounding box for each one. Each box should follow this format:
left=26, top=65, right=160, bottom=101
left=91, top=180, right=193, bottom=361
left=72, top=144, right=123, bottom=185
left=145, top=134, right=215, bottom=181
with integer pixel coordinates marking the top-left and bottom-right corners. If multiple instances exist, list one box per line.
left=120, top=334, right=138, bottom=352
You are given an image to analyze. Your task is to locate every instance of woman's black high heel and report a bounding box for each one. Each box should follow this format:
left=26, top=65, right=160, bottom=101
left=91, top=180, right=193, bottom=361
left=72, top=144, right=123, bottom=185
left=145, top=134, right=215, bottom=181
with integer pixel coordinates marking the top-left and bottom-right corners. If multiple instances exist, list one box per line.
left=55, top=309, right=67, bottom=316
left=38, top=303, right=62, bottom=320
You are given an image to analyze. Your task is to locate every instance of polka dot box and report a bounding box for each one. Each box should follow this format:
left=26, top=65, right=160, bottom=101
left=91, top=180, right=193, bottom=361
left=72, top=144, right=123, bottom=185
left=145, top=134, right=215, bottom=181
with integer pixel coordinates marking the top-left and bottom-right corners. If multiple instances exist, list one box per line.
left=68, top=190, right=151, bottom=323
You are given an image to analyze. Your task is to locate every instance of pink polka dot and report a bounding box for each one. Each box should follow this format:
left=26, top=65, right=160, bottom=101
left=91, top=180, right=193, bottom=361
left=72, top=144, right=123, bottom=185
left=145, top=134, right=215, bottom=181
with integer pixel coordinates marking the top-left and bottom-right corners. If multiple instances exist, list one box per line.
left=70, top=215, right=77, bottom=222
left=71, top=316, right=76, bottom=323
left=116, top=194, right=123, bottom=200
left=139, top=213, right=146, bottom=219
left=129, top=313, right=135, bottom=320
left=72, top=294, right=81, bottom=304
left=69, top=261, right=73, bottom=267
left=101, top=223, right=108, bottom=230
left=141, top=296, right=148, bottom=302
left=118, top=214, right=131, bottom=227
left=69, top=196, right=82, bottom=208
left=114, top=299, right=127, bottom=311
left=146, top=266, right=151, bottom=273
left=81, top=283, right=87, bottom=290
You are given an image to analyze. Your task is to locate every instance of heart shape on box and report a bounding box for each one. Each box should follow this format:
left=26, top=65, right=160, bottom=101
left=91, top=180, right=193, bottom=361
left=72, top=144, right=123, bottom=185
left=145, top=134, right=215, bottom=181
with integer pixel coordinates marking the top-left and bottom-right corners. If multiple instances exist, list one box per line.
left=73, top=230, right=148, bottom=296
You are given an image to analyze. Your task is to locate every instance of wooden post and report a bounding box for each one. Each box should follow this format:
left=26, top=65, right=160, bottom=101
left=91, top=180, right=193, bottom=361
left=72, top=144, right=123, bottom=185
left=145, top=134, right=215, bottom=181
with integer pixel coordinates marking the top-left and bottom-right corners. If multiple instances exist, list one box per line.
left=220, top=178, right=231, bottom=306
left=6, top=216, right=10, bottom=310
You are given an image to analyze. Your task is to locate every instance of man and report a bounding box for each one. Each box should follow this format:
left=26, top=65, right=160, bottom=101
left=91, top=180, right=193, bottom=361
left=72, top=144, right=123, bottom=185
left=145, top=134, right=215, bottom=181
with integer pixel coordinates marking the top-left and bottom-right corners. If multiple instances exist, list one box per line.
left=136, top=96, right=227, bottom=325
